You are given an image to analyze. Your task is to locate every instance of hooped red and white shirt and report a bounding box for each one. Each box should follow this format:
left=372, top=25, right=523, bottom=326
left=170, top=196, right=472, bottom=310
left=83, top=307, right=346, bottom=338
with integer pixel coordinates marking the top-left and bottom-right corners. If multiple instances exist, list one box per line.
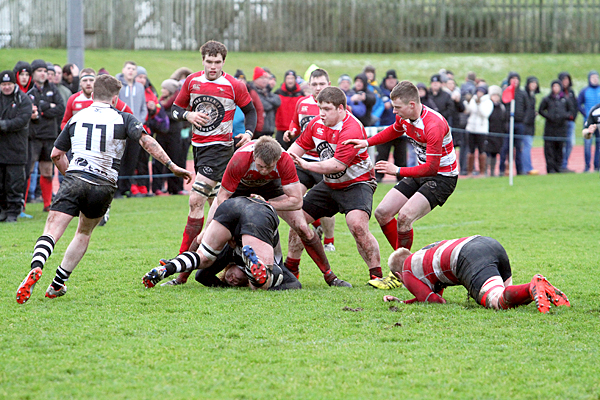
left=174, top=71, right=252, bottom=147
left=295, top=112, right=375, bottom=189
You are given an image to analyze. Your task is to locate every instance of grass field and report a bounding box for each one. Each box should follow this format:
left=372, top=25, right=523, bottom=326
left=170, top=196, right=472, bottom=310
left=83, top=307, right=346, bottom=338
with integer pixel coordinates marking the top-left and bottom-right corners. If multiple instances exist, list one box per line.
left=1, top=172, right=599, bottom=399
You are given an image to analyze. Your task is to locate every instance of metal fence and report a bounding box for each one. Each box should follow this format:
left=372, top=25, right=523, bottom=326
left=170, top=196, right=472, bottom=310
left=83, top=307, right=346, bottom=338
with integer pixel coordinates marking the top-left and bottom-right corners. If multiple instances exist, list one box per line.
left=1, top=0, right=599, bottom=53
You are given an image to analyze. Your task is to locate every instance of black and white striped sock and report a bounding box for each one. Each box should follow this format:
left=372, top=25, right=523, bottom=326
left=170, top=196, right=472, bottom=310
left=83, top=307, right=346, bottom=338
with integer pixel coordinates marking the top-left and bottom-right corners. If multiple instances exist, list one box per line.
left=51, top=266, right=71, bottom=290
left=164, top=252, right=202, bottom=276
left=31, top=234, right=56, bottom=270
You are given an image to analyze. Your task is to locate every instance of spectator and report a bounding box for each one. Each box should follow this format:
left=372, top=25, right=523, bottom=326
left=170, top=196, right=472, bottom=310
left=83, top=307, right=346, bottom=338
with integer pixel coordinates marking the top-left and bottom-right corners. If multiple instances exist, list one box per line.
left=417, top=83, right=437, bottom=111
left=274, top=70, right=304, bottom=149
left=465, top=85, right=493, bottom=177
left=485, top=85, right=508, bottom=176
left=499, top=72, right=528, bottom=176
left=444, top=77, right=468, bottom=173
left=234, top=69, right=264, bottom=140
left=13, top=61, right=32, bottom=93
left=133, top=66, right=162, bottom=196
left=52, top=64, right=72, bottom=106
left=0, top=70, right=33, bottom=223
left=363, top=65, right=384, bottom=126
left=251, top=66, right=280, bottom=138
left=60, top=63, right=80, bottom=94
left=116, top=61, right=147, bottom=197
left=152, top=79, right=182, bottom=196
left=27, top=59, right=65, bottom=212
left=375, top=70, right=406, bottom=182
left=460, top=71, right=477, bottom=96
left=577, top=71, right=600, bottom=172
left=350, top=73, right=376, bottom=126
left=538, top=80, right=575, bottom=174
left=557, top=72, right=578, bottom=172
left=429, top=74, right=462, bottom=126
left=523, top=76, right=540, bottom=175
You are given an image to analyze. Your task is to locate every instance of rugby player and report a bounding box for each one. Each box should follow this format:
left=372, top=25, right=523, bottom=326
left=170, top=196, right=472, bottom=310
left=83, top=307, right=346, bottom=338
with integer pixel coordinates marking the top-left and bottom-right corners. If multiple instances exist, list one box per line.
left=344, top=81, right=458, bottom=289
left=283, top=68, right=337, bottom=258
left=162, top=135, right=350, bottom=287
left=143, top=196, right=297, bottom=291
left=16, top=75, right=193, bottom=304
left=288, top=86, right=383, bottom=281
left=170, top=40, right=257, bottom=256
left=382, top=235, right=571, bottom=314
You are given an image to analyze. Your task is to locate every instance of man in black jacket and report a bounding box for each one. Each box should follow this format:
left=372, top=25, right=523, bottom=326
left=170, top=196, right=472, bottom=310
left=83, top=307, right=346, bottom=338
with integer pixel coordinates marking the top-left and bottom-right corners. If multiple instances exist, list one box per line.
left=27, top=59, right=65, bottom=211
left=0, top=70, right=33, bottom=223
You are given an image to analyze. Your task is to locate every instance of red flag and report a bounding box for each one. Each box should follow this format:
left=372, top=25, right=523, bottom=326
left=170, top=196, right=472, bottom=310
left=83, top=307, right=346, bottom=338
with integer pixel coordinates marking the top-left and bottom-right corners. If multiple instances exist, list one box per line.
left=502, top=83, right=516, bottom=103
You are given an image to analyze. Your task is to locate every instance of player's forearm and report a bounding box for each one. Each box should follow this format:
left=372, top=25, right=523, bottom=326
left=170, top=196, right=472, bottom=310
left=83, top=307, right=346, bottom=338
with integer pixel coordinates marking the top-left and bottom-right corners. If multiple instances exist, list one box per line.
left=51, top=153, right=69, bottom=175
left=303, top=159, right=345, bottom=175
left=397, top=156, right=440, bottom=178
left=267, top=195, right=302, bottom=211
left=139, top=134, right=172, bottom=166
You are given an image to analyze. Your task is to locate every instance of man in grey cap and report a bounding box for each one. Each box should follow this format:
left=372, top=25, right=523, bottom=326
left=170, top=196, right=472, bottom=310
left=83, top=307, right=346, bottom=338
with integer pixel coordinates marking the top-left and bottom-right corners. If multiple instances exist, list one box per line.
left=0, top=70, right=33, bottom=222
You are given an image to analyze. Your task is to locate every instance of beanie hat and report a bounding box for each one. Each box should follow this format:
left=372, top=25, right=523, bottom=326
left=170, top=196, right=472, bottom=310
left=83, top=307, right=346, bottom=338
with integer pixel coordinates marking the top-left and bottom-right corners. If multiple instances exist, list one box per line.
left=284, top=70, right=297, bottom=79
left=13, top=61, right=31, bottom=75
left=46, top=62, right=55, bottom=71
left=161, top=78, right=180, bottom=95
left=98, top=68, right=109, bottom=76
left=234, top=69, right=246, bottom=79
left=253, top=66, right=268, bottom=81
left=476, top=85, right=488, bottom=95
left=488, top=85, right=502, bottom=97
left=416, top=82, right=427, bottom=91
left=507, top=71, right=521, bottom=82
left=338, top=74, right=352, bottom=84
left=363, top=65, right=376, bottom=74
left=136, top=66, right=148, bottom=76
left=0, top=70, right=16, bottom=84
left=430, top=74, right=441, bottom=83
left=31, top=59, right=48, bottom=72
left=385, top=70, right=397, bottom=79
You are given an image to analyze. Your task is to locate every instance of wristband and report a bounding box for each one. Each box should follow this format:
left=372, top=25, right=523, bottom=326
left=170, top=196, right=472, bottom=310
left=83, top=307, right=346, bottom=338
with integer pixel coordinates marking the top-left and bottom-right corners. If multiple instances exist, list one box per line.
left=166, top=160, right=173, bottom=169
left=182, top=111, right=189, bottom=120
left=244, top=130, right=253, bottom=138
left=396, top=167, right=402, bottom=178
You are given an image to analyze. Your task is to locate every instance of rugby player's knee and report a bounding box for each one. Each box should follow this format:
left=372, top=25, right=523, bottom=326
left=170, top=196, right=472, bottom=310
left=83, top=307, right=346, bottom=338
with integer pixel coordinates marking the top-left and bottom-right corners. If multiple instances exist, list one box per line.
left=396, top=212, right=413, bottom=231
left=374, top=206, right=393, bottom=225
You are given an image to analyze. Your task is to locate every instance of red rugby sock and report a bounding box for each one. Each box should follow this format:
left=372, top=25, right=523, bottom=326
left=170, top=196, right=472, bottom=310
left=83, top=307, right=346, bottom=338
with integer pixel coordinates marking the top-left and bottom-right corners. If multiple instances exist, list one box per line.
left=324, top=237, right=334, bottom=245
left=312, top=219, right=321, bottom=228
left=40, top=176, right=53, bottom=208
left=179, top=216, right=204, bottom=254
left=284, top=257, right=301, bottom=278
left=381, top=218, right=398, bottom=250
left=397, top=229, right=413, bottom=251
left=302, top=233, right=332, bottom=275
left=499, top=283, right=533, bottom=309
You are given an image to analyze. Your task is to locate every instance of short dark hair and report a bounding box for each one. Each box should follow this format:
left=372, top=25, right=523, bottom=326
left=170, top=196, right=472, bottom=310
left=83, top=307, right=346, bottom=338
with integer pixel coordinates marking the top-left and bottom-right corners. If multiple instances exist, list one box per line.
left=310, top=68, right=329, bottom=83
left=93, top=75, right=122, bottom=101
left=316, top=86, right=347, bottom=109
left=123, top=61, right=137, bottom=68
left=80, top=68, right=96, bottom=77
left=253, top=136, right=282, bottom=165
left=200, top=40, right=228, bottom=61
left=390, top=80, right=420, bottom=104
left=62, top=63, right=75, bottom=75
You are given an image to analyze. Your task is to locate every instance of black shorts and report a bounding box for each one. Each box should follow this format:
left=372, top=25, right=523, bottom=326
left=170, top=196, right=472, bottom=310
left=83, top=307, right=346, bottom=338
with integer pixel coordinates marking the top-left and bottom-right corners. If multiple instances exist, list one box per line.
left=213, top=197, right=279, bottom=246
left=193, top=144, right=234, bottom=182
left=302, top=181, right=375, bottom=221
left=30, top=139, right=54, bottom=165
left=232, top=180, right=285, bottom=200
left=50, top=174, right=115, bottom=219
left=455, top=236, right=512, bottom=301
left=394, top=175, right=457, bottom=210
left=296, top=162, right=323, bottom=190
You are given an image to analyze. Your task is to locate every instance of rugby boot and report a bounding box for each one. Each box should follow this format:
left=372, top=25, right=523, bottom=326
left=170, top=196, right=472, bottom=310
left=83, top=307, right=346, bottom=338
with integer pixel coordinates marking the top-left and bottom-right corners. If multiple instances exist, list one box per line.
left=368, top=271, right=403, bottom=290
left=329, top=278, right=352, bottom=288
left=530, top=274, right=551, bottom=313
left=143, top=266, right=167, bottom=288
left=16, top=267, right=43, bottom=304
left=242, top=245, right=268, bottom=286
left=45, top=283, right=67, bottom=299
left=538, top=275, right=571, bottom=308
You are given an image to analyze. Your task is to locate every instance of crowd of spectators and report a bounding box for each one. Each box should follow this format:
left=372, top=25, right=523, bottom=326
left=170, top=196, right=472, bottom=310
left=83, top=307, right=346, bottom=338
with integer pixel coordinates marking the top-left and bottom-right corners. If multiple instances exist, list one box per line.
left=1, top=58, right=598, bottom=223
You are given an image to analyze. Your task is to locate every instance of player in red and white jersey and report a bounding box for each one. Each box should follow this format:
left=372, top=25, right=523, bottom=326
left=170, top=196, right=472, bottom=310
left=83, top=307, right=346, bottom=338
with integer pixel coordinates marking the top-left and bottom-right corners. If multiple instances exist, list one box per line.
left=60, top=68, right=133, bottom=130
left=169, top=41, right=258, bottom=256
left=289, top=87, right=382, bottom=282
left=383, top=236, right=571, bottom=314
left=283, top=69, right=336, bottom=255
left=162, top=136, right=350, bottom=287
left=345, top=81, right=459, bottom=289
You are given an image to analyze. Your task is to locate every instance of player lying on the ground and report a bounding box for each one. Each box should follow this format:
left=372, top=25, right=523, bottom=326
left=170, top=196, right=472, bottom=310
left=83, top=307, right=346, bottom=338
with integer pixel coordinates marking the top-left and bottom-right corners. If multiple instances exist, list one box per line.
left=381, top=235, right=570, bottom=314
left=163, top=136, right=350, bottom=287
left=143, top=196, right=296, bottom=290
left=16, top=75, right=193, bottom=304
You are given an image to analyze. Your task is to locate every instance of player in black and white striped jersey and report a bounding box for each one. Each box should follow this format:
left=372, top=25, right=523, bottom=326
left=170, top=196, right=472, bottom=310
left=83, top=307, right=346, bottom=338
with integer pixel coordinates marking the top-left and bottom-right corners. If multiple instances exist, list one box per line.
left=16, top=74, right=193, bottom=304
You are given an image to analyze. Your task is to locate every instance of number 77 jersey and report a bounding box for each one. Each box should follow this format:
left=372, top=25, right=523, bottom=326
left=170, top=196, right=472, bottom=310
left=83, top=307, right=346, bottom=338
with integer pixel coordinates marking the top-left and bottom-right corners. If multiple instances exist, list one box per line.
left=54, top=102, right=145, bottom=187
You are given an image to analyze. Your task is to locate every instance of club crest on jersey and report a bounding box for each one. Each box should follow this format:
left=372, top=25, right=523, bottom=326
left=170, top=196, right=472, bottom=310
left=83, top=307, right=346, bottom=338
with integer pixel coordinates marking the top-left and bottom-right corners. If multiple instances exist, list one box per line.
left=318, top=139, right=347, bottom=179
left=191, top=95, right=226, bottom=132
left=300, top=116, right=315, bottom=132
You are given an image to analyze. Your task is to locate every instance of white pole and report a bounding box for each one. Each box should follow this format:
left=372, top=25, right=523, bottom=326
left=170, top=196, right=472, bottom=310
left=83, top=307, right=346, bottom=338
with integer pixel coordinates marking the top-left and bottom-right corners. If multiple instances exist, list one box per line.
left=67, top=0, right=85, bottom=68
left=509, top=100, right=515, bottom=186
